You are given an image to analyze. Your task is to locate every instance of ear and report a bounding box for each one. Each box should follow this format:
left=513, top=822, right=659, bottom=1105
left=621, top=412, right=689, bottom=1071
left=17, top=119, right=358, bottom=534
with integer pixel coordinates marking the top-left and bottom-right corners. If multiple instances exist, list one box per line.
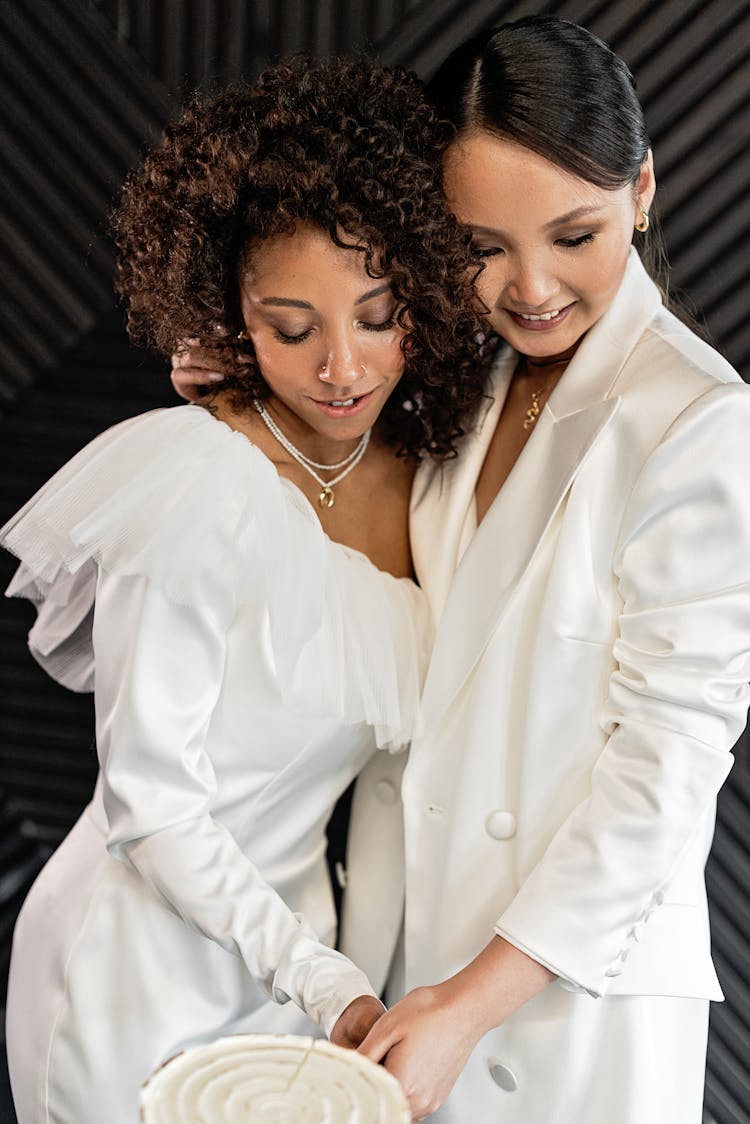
left=636, top=149, right=656, bottom=214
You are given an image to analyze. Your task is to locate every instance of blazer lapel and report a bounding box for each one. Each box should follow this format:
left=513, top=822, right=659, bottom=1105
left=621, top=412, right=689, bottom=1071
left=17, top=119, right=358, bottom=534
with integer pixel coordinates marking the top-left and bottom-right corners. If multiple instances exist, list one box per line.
left=410, top=349, right=514, bottom=623
left=418, top=394, right=620, bottom=731
left=416, top=250, right=662, bottom=733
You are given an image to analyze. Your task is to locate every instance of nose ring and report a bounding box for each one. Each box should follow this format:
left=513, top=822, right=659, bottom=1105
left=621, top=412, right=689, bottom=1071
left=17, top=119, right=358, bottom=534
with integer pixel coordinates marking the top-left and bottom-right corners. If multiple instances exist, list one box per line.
left=318, top=361, right=368, bottom=381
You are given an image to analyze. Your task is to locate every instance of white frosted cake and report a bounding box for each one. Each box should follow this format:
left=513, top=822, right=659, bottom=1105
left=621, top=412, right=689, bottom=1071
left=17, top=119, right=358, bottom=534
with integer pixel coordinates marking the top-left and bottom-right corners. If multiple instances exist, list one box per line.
left=140, top=1033, right=411, bottom=1123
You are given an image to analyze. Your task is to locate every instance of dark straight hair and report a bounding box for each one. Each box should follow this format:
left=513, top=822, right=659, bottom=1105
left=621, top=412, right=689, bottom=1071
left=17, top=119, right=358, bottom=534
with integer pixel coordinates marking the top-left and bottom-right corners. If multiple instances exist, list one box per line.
left=427, top=15, right=674, bottom=312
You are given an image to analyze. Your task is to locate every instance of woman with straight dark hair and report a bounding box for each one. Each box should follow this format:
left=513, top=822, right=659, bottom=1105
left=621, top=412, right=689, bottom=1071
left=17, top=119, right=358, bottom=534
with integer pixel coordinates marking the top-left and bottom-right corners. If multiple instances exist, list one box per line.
left=349, top=16, right=750, bottom=1122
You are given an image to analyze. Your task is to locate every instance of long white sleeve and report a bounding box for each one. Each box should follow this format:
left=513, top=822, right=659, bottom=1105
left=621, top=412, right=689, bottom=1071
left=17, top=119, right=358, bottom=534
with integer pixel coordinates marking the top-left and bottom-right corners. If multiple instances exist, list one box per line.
left=496, top=383, right=750, bottom=995
left=93, top=569, right=377, bottom=1036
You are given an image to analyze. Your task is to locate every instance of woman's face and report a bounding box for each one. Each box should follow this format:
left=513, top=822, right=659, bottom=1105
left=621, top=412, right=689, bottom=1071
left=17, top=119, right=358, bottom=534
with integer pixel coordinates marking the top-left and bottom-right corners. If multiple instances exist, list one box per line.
left=239, top=223, right=406, bottom=444
left=443, top=132, right=655, bottom=358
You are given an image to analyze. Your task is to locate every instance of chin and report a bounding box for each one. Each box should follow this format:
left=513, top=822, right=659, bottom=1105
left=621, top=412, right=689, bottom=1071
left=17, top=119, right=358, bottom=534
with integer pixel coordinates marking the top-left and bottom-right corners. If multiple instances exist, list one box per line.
left=506, top=331, right=571, bottom=357
left=502, top=317, right=585, bottom=358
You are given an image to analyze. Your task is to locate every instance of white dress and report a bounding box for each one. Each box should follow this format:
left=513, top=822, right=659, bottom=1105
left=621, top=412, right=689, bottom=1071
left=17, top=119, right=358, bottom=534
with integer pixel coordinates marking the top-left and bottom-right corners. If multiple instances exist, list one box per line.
left=0, top=405, right=428, bottom=1124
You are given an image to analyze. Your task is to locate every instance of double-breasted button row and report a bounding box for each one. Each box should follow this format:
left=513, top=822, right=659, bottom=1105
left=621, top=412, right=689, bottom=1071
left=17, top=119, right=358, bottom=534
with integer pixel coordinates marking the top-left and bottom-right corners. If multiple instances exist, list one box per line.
left=488, top=1058, right=519, bottom=1091
left=485, top=809, right=517, bottom=840
left=374, top=779, right=399, bottom=805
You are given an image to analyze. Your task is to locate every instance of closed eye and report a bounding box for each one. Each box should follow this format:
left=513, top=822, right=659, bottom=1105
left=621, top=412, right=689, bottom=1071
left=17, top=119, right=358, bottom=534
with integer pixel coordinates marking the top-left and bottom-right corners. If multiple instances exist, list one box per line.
left=470, top=244, right=503, bottom=259
left=274, top=328, right=314, bottom=345
left=360, top=316, right=397, bottom=332
left=555, top=232, right=596, bottom=249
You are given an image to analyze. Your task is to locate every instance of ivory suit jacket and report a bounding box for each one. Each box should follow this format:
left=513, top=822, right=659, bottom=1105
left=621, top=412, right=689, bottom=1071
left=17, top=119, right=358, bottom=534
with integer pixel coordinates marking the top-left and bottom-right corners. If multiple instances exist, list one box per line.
left=341, top=251, right=750, bottom=1120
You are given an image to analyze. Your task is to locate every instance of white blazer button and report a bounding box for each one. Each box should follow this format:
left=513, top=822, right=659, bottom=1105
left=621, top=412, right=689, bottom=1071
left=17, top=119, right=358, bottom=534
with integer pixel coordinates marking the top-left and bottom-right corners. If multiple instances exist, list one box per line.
left=488, top=1059, right=519, bottom=1092
left=374, top=779, right=398, bottom=805
left=485, top=810, right=517, bottom=840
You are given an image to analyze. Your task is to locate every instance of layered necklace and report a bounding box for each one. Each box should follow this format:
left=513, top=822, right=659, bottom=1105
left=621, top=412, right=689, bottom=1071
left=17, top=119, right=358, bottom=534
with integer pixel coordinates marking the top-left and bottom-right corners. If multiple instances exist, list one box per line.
left=254, top=402, right=371, bottom=509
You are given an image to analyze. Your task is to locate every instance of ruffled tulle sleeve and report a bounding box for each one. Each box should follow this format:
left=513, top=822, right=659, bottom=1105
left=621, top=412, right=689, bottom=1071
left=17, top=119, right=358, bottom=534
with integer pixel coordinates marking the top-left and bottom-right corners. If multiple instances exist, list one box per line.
left=1, top=404, right=428, bottom=749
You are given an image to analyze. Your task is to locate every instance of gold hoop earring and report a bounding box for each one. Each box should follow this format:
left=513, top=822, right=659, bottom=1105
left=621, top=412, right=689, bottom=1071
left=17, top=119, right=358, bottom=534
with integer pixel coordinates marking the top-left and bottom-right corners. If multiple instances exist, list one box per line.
left=635, top=209, right=650, bottom=233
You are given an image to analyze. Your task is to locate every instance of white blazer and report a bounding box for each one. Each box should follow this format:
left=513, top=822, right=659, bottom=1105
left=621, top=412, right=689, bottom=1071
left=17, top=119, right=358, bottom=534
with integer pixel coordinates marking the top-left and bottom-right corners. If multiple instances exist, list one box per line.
left=342, top=251, right=750, bottom=1121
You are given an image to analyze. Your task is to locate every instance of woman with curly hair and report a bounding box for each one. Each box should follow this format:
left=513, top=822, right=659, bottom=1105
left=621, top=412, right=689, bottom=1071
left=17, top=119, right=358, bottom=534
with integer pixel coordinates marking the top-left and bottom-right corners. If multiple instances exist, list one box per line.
left=0, top=57, right=488, bottom=1124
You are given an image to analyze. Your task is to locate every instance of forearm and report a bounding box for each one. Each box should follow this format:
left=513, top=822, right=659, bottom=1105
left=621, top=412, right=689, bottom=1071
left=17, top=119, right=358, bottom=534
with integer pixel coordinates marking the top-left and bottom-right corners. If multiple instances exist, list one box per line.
left=124, top=806, right=378, bottom=1036
left=443, top=934, right=555, bottom=1037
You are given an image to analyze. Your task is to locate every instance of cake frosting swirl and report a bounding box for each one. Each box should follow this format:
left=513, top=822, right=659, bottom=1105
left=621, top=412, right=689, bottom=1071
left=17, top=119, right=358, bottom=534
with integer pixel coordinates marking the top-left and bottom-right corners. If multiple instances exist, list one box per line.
left=140, top=1034, right=411, bottom=1123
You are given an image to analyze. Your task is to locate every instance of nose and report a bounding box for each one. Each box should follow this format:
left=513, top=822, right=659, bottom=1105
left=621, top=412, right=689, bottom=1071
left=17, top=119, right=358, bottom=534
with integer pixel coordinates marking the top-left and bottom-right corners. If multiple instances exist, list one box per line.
left=505, top=255, right=560, bottom=309
left=318, top=331, right=366, bottom=386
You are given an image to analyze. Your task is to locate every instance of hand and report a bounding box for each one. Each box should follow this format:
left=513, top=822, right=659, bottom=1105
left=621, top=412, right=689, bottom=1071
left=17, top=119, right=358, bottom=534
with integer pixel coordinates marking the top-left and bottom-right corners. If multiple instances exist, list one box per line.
left=358, top=937, right=554, bottom=1120
left=171, top=339, right=238, bottom=401
left=329, top=994, right=386, bottom=1050
left=358, top=982, right=481, bottom=1120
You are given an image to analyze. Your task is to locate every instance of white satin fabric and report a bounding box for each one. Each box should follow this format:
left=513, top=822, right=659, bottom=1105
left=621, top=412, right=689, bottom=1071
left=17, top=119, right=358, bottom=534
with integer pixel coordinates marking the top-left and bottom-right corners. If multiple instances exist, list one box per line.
left=1, top=405, right=428, bottom=1124
left=343, top=251, right=750, bottom=1122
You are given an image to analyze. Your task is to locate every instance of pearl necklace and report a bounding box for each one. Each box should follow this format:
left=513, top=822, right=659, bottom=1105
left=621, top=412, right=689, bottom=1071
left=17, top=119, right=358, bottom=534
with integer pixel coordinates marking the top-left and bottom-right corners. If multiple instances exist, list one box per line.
left=254, top=402, right=371, bottom=509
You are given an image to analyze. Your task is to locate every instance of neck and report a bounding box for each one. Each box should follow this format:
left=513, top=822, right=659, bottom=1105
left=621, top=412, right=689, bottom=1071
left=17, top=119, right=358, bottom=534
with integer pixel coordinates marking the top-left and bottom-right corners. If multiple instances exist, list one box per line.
left=521, top=339, right=580, bottom=371
left=214, top=392, right=366, bottom=466
left=262, top=398, right=367, bottom=466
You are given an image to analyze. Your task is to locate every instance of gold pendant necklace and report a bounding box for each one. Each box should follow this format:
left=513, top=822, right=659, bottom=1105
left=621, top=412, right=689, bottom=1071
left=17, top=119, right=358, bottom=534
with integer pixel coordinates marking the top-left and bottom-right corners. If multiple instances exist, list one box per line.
left=519, top=351, right=571, bottom=431
left=523, top=389, right=545, bottom=430
left=254, top=403, right=371, bottom=508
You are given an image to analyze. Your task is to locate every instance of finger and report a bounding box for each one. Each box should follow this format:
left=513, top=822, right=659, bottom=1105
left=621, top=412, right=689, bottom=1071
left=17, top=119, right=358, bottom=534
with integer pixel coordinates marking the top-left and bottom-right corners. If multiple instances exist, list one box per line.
left=381, top=1044, right=435, bottom=1121
left=171, top=337, right=201, bottom=361
left=171, top=358, right=224, bottom=380
left=358, top=1020, right=401, bottom=1063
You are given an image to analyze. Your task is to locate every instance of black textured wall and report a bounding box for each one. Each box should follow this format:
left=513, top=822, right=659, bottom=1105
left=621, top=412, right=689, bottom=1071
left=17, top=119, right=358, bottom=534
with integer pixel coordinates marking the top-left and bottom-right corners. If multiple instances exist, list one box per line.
left=1, top=3, right=749, bottom=1122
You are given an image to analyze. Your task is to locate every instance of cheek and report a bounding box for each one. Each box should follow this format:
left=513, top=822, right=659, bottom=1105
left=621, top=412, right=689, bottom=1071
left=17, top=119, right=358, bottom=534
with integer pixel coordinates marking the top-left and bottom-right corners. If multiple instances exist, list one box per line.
left=249, top=333, right=273, bottom=368
left=473, top=262, right=504, bottom=310
left=585, top=236, right=632, bottom=301
left=368, top=332, right=406, bottom=377
left=252, top=340, right=273, bottom=370
left=250, top=337, right=296, bottom=381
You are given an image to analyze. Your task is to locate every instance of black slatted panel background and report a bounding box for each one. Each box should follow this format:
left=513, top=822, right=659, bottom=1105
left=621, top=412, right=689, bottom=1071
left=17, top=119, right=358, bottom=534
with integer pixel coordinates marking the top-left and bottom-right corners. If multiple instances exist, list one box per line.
left=705, top=762, right=750, bottom=1124
left=90, top=0, right=425, bottom=86
left=0, top=0, right=171, bottom=410
left=0, top=3, right=748, bottom=1122
left=376, top=0, right=750, bottom=378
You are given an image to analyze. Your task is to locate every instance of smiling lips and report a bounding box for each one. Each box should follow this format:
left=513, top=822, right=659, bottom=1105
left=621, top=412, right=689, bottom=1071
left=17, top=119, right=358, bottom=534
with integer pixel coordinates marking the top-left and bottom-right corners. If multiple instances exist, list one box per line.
left=507, top=303, right=574, bottom=330
left=314, top=389, right=374, bottom=418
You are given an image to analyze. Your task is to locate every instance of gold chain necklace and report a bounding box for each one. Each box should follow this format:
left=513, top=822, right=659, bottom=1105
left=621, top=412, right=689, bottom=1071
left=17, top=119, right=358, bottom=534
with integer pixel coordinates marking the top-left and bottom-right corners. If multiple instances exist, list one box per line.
left=522, top=388, right=547, bottom=430
left=519, top=352, right=571, bottom=431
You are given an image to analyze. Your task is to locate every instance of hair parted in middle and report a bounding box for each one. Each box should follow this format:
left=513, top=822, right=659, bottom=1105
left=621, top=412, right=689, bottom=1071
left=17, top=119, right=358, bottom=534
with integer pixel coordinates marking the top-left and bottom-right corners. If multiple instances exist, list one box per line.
left=113, top=55, right=491, bottom=460
left=427, top=15, right=673, bottom=310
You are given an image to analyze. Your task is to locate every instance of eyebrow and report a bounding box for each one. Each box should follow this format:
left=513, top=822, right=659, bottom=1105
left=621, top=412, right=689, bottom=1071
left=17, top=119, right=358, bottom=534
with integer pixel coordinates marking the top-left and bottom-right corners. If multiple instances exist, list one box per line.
left=355, top=283, right=391, bottom=305
left=258, top=283, right=391, bottom=311
left=543, top=205, right=606, bottom=230
left=469, top=206, right=606, bottom=240
left=259, top=297, right=314, bottom=309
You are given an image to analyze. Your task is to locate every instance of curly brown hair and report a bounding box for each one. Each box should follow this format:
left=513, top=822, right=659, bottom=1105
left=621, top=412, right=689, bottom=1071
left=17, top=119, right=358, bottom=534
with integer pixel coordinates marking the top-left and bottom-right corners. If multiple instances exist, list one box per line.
left=113, top=55, right=491, bottom=459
